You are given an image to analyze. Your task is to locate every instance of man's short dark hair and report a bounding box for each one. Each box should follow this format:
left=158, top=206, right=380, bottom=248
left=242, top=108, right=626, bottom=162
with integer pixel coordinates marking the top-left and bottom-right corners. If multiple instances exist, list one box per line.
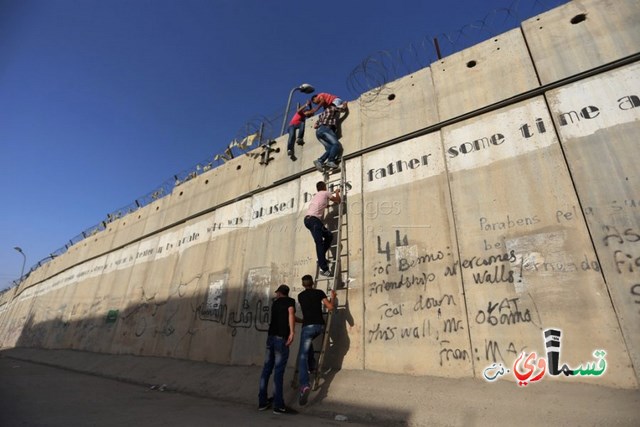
left=302, top=275, right=314, bottom=287
left=316, top=181, right=326, bottom=191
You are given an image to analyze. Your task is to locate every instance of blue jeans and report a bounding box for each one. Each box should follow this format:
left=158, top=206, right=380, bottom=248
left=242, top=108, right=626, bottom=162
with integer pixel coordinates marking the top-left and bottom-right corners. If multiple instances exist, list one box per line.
left=287, top=122, right=305, bottom=152
left=298, top=324, right=324, bottom=389
left=315, top=125, right=342, bottom=164
left=304, top=216, right=332, bottom=271
left=258, top=336, right=289, bottom=409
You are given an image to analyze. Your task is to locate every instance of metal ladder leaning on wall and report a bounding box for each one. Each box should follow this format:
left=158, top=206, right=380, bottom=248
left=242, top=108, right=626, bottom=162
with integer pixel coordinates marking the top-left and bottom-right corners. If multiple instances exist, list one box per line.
left=312, top=160, right=350, bottom=391
left=292, top=159, right=350, bottom=392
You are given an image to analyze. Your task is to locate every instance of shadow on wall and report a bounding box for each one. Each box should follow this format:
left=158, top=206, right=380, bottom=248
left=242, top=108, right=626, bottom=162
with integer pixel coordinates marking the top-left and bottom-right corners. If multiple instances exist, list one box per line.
left=12, top=279, right=355, bottom=403
left=311, top=295, right=354, bottom=405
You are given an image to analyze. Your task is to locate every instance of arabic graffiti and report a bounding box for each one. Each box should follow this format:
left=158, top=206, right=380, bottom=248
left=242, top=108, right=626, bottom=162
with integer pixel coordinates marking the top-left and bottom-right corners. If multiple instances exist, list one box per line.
left=482, top=328, right=607, bottom=385
left=198, top=269, right=271, bottom=336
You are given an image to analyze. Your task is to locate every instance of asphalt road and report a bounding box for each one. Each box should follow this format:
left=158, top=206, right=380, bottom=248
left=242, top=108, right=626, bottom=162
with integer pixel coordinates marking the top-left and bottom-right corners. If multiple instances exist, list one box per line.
left=0, top=355, right=366, bottom=427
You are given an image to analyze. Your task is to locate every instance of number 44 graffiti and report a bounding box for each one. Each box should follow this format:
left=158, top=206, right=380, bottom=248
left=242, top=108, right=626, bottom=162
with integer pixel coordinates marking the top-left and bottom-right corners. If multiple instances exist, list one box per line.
left=377, top=230, right=409, bottom=262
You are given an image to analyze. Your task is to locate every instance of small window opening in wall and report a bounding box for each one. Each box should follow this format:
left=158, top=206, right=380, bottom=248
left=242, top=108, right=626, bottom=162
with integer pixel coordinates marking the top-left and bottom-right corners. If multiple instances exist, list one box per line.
left=179, top=191, right=184, bottom=196
left=387, top=93, right=396, bottom=101
left=138, top=215, right=141, bottom=219
left=571, top=14, right=587, bottom=24
left=156, top=206, right=160, bottom=211
left=122, top=222, right=126, bottom=226
left=466, top=60, right=477, bottom=68
left=236, top=165, right=241, bottom=170
left=205, top=179, right=209, bottom=184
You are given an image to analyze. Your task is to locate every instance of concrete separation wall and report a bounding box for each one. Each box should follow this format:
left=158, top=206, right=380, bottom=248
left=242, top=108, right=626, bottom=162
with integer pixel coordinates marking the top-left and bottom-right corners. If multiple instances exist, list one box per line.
left=1, top=0, right=639, bottom=390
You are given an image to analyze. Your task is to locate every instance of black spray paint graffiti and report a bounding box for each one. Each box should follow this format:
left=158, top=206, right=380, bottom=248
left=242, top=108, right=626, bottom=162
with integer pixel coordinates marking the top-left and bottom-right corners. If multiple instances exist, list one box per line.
left=120, top=275, right=201, bottom=340
left=198, top=268, right=272, bottom=335
left=475, top=297, right=541, bottom=328
left=602, top=225, right=640, bottom=315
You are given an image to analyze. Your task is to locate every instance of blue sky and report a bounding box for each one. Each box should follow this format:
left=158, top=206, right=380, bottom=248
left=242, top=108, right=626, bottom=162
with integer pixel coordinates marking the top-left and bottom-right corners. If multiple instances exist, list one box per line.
left=0, top=0, right=567, bottom=290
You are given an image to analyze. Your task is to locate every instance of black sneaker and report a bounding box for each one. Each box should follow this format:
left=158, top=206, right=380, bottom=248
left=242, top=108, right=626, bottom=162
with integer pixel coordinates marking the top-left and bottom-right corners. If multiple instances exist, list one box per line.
left=299, top=386, right=310, bottom=406
left=320, top=269, right=332, bottom=277
left=258, top=397, right=273, bottom=411
left=273, top=407, right=287, bottom=414
left=288, top=150, right=297, bottom=161
left=296, top=138, right=305, bottom=146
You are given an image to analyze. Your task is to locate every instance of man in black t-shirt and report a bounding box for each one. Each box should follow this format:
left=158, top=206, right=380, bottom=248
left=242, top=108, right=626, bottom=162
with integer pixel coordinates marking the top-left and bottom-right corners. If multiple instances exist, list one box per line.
left=296, top=275, right=336, bottom=406
left=258, top=284, right=295, bottom=414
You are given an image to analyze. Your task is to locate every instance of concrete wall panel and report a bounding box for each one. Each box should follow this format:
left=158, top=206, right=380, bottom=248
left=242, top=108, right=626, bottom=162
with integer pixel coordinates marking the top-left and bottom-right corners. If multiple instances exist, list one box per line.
left=360, top=68, right=439, bottom=148
left=111, top=209, right=147, bottom=250
left=432, top=29, right=540, bottom=122
left=546, top=61, right=640, bottom=384
left=227, top=180, right=301, bottom=365
left=140, top=196, right=170, bottom=236
left=523, top=0, right=640, bottom=85
left=150, top=228, right=209, bottom=359
left=186, top=200, right=252, bottom=364
left=443, top=97, right=635, bottom=388
left=109, top=235, right=161, bottom=355
left=361, top=133, right=468, bottom=376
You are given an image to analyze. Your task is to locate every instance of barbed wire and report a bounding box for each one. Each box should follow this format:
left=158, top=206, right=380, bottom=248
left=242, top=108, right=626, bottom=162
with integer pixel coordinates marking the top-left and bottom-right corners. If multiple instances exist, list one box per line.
left=3, top=0, right=567, bottom=294
left=348, top=0, right=567, bottom=110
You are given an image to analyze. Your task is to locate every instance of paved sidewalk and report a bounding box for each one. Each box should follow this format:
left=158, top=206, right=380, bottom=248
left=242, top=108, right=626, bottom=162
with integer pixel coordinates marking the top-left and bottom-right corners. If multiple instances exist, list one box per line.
left=2, top=348, right=639, bottom=426
left=0, top=355, right=368, bottom=427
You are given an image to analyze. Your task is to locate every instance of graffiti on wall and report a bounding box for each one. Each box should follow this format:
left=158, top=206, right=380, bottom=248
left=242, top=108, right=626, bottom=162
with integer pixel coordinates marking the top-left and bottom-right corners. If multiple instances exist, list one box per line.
left=197, top=267, right=272, bottom=336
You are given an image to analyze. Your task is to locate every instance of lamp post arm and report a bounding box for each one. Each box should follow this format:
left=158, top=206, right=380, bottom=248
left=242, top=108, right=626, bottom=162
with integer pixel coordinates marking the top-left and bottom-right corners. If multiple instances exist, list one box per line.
left=280, top=87, right=298, bottom=136
left=14, top=247, right=26, bottom=282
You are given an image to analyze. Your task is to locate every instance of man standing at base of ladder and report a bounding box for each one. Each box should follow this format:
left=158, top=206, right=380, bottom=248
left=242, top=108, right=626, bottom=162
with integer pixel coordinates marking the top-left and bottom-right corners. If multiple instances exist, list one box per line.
left=296, top=274, right=336, bottom=406
left=304, top=181, right=341, bottom=277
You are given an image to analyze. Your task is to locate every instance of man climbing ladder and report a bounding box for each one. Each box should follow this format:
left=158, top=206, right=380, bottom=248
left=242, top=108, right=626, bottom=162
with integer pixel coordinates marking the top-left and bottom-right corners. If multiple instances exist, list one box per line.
left=303, top=181, right=341, bottom=277
left=295, top=163, right=350, bottom=405
left=295, top=275, right=335, bottom=406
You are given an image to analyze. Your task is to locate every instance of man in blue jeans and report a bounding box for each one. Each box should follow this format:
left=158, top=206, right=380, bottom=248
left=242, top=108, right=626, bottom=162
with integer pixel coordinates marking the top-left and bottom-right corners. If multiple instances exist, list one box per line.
left=258, top=284, right=295, bottom=414
left=296, top=275, right=336, bottom=406
left=304, top=181, right=341, bottom=277
left=313, top=102, right=348, bottom=171
left=286, top=100, right=313, bottom=161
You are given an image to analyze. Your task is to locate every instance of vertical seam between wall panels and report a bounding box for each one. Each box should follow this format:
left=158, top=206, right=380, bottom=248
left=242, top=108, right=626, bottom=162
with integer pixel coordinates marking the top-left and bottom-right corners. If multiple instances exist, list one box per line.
left=441, top=134, right=475, bottom=376
left=429, top=65, right=477, bottom=377
left=356, top=156, right=367, bottom=370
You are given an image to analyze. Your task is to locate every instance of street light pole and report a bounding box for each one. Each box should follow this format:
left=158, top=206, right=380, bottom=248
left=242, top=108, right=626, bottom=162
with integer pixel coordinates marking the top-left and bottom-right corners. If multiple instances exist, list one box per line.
left=14, top=247, right=26, bottom=282
left=280, top=83, right=315, bottom=136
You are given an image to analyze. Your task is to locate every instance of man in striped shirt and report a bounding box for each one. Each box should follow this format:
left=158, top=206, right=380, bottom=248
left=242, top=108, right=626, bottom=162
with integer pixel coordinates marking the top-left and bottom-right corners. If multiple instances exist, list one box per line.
left=313, top=102, right=348, bottom=171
